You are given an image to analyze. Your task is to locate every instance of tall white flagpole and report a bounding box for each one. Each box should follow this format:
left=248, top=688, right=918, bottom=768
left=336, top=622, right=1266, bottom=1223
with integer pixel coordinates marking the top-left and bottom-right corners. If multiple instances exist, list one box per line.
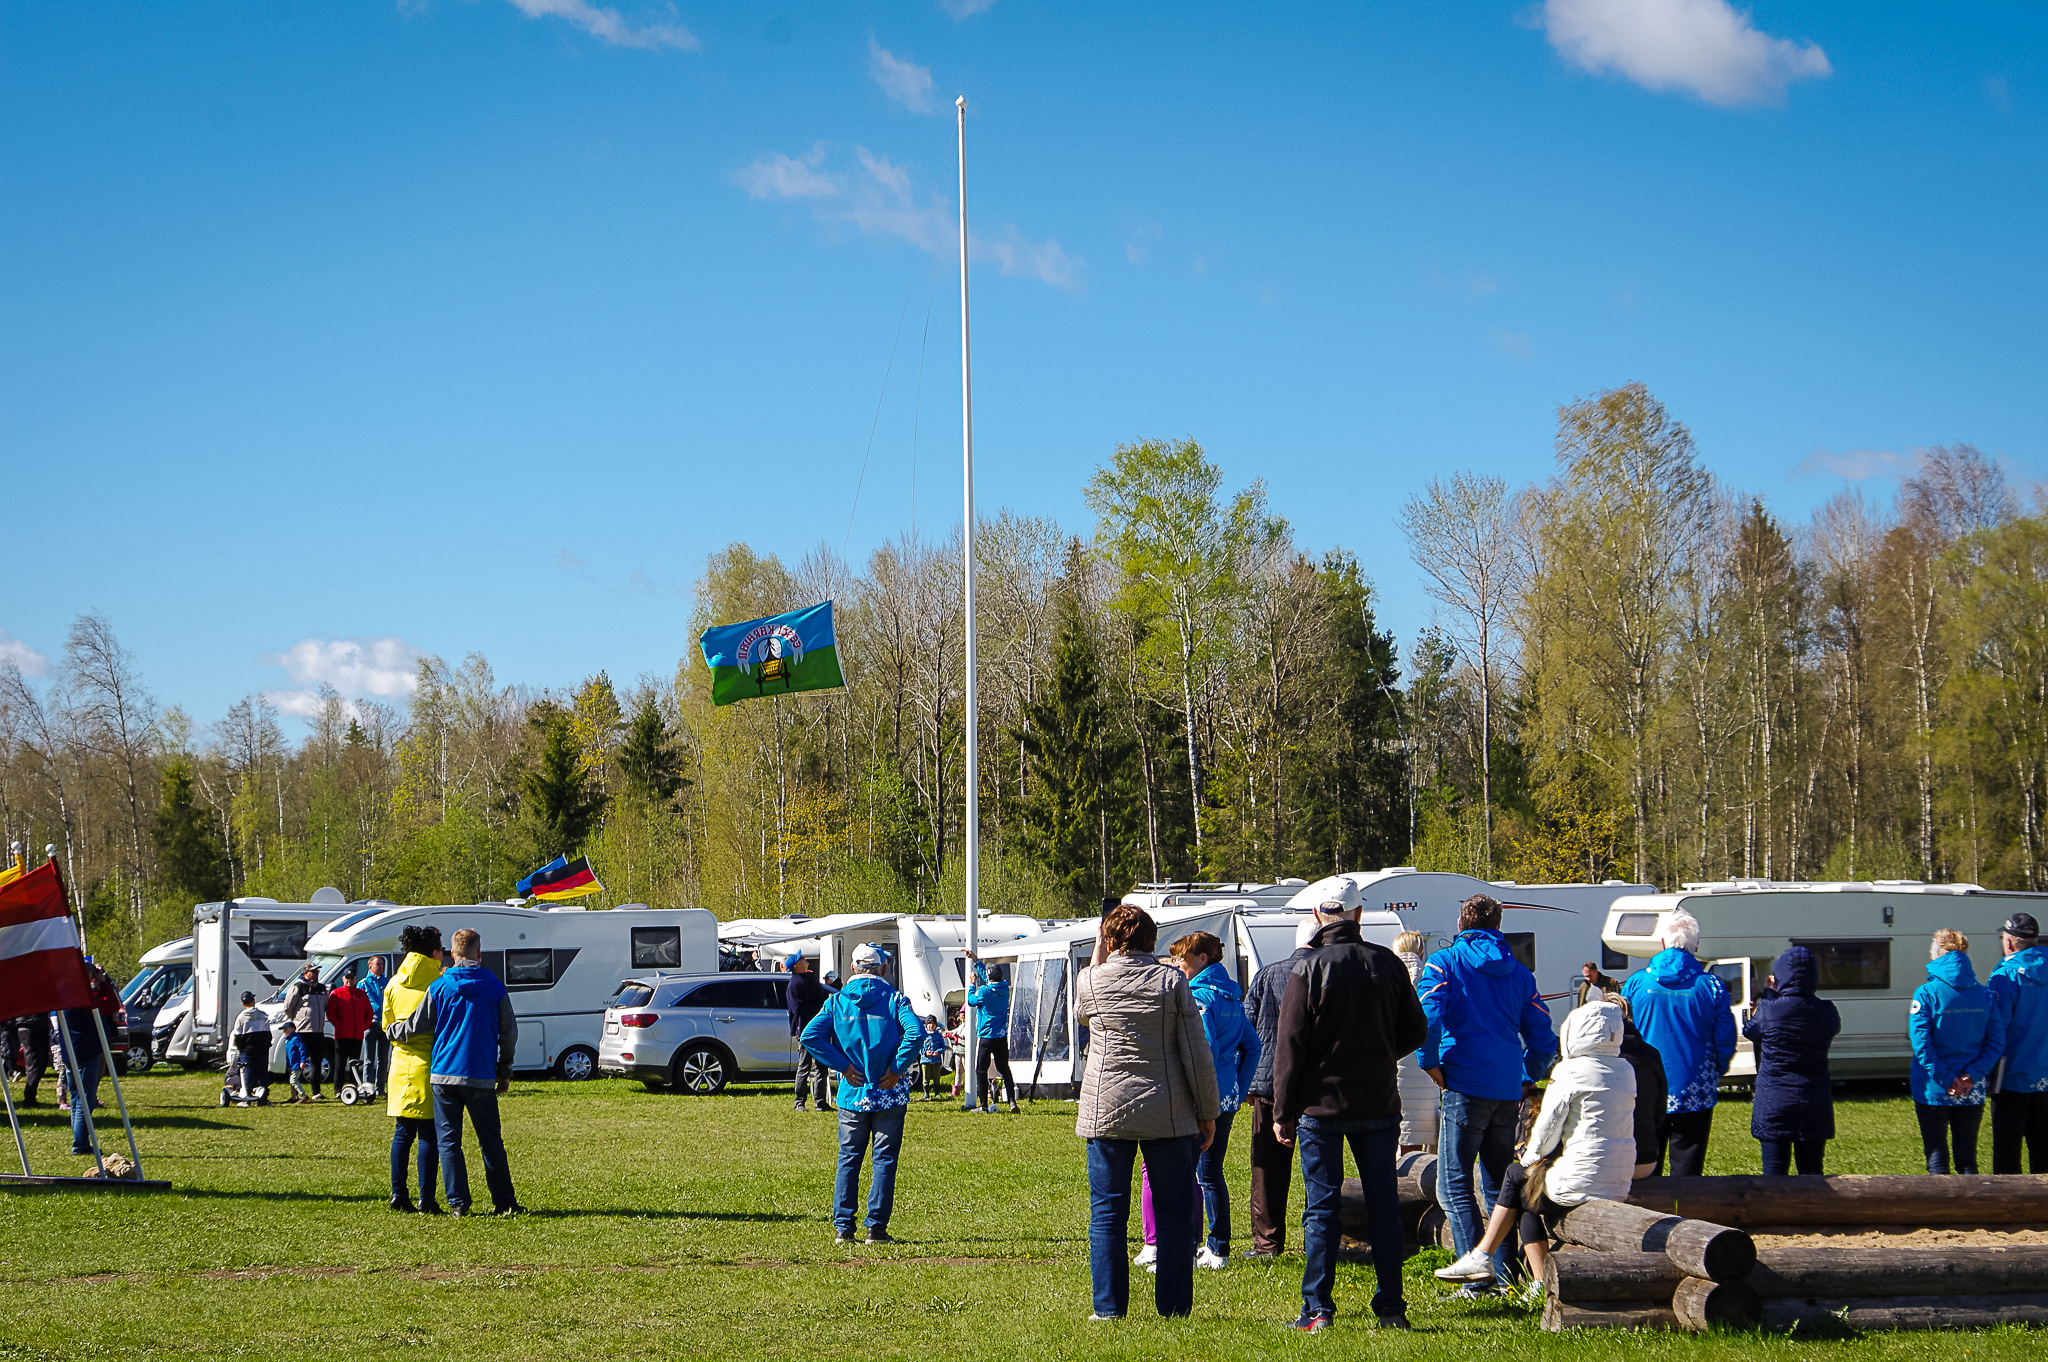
left=956, top=94, right=981, bottom=1108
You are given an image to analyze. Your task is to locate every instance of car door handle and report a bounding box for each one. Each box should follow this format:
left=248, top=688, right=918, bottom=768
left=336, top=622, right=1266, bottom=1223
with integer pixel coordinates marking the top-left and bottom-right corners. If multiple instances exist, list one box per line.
left=715, top=1015, right=737, bottom=1023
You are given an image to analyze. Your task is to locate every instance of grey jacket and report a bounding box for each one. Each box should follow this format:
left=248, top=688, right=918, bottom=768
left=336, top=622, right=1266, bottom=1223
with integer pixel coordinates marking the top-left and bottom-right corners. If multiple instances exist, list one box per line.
left=1245, top=946, right=1312, bottom=1099
left=282, top=979, right=327, bottom=1037
left=1074, top=951, right=1220, bottom=1141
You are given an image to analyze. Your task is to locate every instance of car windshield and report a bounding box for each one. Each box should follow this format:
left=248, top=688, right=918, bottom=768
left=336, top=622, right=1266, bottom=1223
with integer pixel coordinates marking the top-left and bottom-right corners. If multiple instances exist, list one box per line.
left=120, top=966, right=163, bottom=1004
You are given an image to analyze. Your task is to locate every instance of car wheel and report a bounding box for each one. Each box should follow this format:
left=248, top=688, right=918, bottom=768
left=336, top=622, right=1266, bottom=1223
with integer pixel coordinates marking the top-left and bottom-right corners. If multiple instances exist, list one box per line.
left=553, top=1046, right=599, bottom=1082
left=672, top=1042, right=730, bottom=1095
left=128, top=1046, right=154, bottom=1074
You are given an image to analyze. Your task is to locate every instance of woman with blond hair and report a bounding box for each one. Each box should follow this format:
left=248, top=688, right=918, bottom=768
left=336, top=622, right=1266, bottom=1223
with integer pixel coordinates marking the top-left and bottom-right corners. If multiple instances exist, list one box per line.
left=1391, top=930, right=1438, bottom=1154
left=1910, top=928, right=2005, bottom=1175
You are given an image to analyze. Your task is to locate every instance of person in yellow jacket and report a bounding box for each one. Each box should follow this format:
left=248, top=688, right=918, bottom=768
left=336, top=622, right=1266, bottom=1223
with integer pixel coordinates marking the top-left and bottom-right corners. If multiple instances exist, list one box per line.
left=385, top=924, right=445, bottom=1213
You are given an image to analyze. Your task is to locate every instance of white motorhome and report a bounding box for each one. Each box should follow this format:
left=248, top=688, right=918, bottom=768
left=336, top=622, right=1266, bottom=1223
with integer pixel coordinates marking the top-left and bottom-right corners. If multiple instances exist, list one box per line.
left=186, top=892, right=357, bottom=1066
left=1602, top=880, right=2043, bottom=1081
left=716, top=912, right=1045, bottom=1024
left=301, top=900, right=718, bottom=1080
left=120, top=936, right=194, bottom=1071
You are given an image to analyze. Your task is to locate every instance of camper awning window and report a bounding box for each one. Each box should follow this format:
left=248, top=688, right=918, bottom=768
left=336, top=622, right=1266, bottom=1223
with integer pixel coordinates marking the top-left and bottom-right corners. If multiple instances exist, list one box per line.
left=1613, top=912, right=1661, bottom=939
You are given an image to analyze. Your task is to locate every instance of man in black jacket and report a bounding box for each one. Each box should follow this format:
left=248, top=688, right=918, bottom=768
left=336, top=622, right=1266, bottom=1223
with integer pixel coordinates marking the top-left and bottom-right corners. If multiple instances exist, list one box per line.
left=1242, top=923, right=1314, bottom=1257
left=1273, top=887, right=1428, bottom=1334
left=785, top=956, right=832, bottom=1112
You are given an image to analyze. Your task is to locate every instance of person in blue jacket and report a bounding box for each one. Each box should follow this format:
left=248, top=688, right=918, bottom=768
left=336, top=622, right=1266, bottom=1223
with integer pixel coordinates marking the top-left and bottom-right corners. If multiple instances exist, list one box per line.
left=1417, top=894, right=1556, bottom=1293
left=801, top=942, right=921, bottom=1244
left=1169, top=930, right=1259, bottom=1269
left=1741, top=946, right=1840, bottom=1175
left=1990, top=912, right=2048, bottom=1173
left=1622, top=911, right=1736, bottom=1176
left=1910, top=928, right=2004, bottom=1175
left=386, top=926, right=522, bottom=1216
left=965, top=955, right=1018, bottom=1114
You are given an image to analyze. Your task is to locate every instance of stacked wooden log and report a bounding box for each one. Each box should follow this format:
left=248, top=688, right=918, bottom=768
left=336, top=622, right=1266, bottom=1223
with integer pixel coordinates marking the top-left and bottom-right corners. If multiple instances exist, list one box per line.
left=1338, top=1152, right=1443, bottom=1256
left=1542, top=1199, right=1758, bottom=1332
left=1625, top=1172, right=2048, bottom=1227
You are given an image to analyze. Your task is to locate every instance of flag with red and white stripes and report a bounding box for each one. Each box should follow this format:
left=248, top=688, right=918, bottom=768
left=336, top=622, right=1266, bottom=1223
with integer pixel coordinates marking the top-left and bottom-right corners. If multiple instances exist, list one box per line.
left=0, top=861, right=92, bottom=1015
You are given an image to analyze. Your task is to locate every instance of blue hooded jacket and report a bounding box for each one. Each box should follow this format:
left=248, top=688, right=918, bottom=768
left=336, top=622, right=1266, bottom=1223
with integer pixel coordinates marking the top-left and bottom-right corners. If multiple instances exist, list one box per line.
left=967, top=963, right=1009, bottom=1041
left=388, top=961, right=518, bottom=1089
left=1187, top=961, right=1261, bottom=1113
left=1742, top=946, right=1840, bottom=1141
left=1417, top=928, right=1556, bottom=1101
left=1910, top=949, right=2004, bottom=1106
left=801, top=973, right=921, bottom=1112
left=1991, top=945, right=2048, bottom=1094
left=1623, top=949, right=1737, bottom=1113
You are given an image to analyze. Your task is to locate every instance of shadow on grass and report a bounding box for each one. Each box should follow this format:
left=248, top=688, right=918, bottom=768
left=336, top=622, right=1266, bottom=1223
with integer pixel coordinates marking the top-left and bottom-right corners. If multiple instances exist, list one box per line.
left=4, top=1112, right=252, bottom=1132
left=527, top=1207, right=809, bottom=1223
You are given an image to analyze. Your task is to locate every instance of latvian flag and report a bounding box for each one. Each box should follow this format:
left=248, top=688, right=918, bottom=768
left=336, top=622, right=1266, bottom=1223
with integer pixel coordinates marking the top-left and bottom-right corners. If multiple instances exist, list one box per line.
left=0, top=862, right=93, bottom=1015
left=516, top=855, right=603, bottom=903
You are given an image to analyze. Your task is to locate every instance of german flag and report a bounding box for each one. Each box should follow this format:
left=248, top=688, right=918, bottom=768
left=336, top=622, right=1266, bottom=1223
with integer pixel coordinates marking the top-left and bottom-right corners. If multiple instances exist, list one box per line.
left=517, top=855, right=603, bottom=902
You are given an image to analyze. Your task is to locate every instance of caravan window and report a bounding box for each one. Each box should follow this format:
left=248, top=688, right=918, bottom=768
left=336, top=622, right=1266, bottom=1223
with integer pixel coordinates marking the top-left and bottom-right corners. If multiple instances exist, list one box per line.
left=505, top=949, right=555, bottom=986
left=248, top=920, right=310, bottom=960
left=1793, top=939, right=1890, bottom=991
left=1504, top=933, right=1536, bottom=977
left=632, top=927, right=682, bottom=969
left=1613, top=912, right=1661, bottom=939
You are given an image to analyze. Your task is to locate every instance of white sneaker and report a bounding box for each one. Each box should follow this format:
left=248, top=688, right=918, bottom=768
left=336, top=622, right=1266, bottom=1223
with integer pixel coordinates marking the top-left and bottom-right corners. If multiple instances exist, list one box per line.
left=1133, top=1244, right=1157, bottom=1267
left=1195, top=1247, right=1229, bottom=1271
left=1433, top=1247, right=1496, bottom=1282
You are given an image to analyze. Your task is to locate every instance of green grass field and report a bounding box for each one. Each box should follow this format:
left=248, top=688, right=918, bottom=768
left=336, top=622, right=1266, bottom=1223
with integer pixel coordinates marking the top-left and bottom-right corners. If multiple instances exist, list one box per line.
left=0, top=1069, right=2036, bottom=1361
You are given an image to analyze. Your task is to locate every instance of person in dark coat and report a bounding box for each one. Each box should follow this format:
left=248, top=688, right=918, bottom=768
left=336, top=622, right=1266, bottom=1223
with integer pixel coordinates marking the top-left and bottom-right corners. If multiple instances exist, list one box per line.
left=785, top=956, right=832, bottom=1112
left=1241, top=919, right=1314, bottom=1257
left=1742, top=946, right=1841, bottom=1175
left=1615, top=1001, right=1668, bottom=1179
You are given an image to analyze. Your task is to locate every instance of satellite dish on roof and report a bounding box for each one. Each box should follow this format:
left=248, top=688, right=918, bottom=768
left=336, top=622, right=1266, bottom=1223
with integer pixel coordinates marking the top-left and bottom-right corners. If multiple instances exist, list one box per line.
left=309, top=887, right=347, bottom=904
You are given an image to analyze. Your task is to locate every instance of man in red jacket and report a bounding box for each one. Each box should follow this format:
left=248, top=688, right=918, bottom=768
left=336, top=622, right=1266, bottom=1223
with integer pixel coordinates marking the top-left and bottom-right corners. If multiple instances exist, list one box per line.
left=327, top=966, right=375, bottom=1094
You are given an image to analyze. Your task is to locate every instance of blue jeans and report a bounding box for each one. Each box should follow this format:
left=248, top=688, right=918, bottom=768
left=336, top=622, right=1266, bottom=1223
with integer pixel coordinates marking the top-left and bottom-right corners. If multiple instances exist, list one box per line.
left=1297, top=1115, right=1405, bottom=1319
left=1196, top=1109, right=1236, bottom=1255
left=1437, top=1090, right=1520, bottom=1283
left=835, top=1107, right=906, bottom=1233
left=67, top=1049, right=102, bottom=1155
left=433, top=1084, right=517, bottom=1212
left=1087, top=1133, right=1199, bottom=1318
left=391, top=1116, right=440, bottom=1203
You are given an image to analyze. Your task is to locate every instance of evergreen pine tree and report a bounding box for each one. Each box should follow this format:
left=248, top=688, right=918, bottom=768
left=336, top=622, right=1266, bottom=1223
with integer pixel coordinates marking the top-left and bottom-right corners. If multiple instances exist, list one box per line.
left=152, top=758, right=231, bottom=901
left=521, top=705, right=608, bottom=856
left=617, top=697, right=687, bottom=804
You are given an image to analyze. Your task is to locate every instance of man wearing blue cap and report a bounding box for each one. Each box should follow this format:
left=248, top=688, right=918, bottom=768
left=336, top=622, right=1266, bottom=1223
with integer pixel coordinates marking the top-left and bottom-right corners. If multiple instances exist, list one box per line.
left=1991, top=912, right=2048, bottom=1173
left=786, top=954, right=832, bottom=1112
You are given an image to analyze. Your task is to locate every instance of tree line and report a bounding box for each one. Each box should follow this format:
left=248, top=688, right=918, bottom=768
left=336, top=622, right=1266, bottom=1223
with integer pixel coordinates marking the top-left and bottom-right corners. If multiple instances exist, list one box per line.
left=3, top=383, right=2038, bottom=979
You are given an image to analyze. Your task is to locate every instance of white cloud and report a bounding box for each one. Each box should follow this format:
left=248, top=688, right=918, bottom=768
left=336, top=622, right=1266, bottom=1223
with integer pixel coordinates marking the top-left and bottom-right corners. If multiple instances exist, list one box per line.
left=260, top=636, right=427, bottom=718
left=1488, top=328, right=1534, bottom=358
left=869, top=39, right=936, bottom=114
left=1541, top=0, right=1831, bottom=107
left=734, top=143, right=843, bottom=200
left=1795, top=447, right=1919, bottom=481
left=1124, top=222, right=1162, bottom=265
left=0, top=629, right=51, bottom=679
left=500, top=0, right=699, bottom=51
left=736, top=143, right=1081, bottom=291
left=939, top=0, right=996, bottom=17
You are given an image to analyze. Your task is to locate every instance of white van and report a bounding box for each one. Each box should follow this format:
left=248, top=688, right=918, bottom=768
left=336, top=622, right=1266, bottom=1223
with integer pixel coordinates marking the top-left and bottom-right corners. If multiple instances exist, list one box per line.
left=1601, top=879, right=2041, bottom=1080
left=187, top=893, right=357, bottom=1066
left=301, top=901, right=718, bottom=1080
left=120, top=936, right=194, bottom=1071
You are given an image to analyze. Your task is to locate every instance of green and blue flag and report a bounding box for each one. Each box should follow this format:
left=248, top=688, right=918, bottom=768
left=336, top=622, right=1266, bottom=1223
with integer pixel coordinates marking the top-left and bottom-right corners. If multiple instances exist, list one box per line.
left=699, top=601, right=846, bottom=707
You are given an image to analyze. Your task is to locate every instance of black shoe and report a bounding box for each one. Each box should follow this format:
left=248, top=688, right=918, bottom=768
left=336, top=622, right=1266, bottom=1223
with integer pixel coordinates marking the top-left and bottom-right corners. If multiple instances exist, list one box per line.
left=389, top=1195, right=415, bottom=1213
left=866, top=1229, right=896, bottom=1244
left=1377, top=1313, right=1414, bottom=1331
left=1286, top=1311, right=1334, bottom=1333
left=834, top=1230, right=855, bottom=1244
left=1241, top=1247, right=1280, bottom=1259
left=494, top=1203, right=528, bottom=1218
left=447, top=1207, right=470, bottom=1218
left=418, top=1201, right=444, bottom=1216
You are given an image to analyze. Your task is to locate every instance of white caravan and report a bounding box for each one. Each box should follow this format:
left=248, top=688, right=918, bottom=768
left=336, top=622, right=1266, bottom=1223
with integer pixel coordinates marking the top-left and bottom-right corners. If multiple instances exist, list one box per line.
left=186, top=892, right=357, bottom=1066
left=299, top=901, right=719, bottom=1080
left=1602, top=880, right=2043, bottom=1081
left=716, top=912, right=1045, bottom=1025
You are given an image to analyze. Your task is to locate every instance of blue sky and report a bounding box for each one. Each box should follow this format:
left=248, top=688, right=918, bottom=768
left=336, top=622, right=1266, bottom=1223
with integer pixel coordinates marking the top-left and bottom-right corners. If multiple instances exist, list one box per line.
left=2, top=1, right=2042, bottom=731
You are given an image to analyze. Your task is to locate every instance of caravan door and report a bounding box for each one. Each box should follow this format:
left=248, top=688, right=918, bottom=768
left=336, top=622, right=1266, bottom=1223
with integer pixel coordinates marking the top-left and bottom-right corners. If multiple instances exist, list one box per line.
left=517, top=1019, right=548, bottom=1070
left=1708, top=957, right=1758, bottom=1079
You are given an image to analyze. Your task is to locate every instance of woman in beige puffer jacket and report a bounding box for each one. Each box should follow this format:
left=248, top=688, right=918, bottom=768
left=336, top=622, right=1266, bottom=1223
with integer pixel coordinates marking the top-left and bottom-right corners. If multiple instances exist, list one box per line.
left=1074, top=905, right=1220, bottom=1321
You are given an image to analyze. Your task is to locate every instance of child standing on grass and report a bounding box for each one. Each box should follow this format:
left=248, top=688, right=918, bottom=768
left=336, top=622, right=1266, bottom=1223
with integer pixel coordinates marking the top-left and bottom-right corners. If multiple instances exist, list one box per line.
left=919, top=1017, right=947, bottom=1099
left=281, top=1022, right=313, bottom=1103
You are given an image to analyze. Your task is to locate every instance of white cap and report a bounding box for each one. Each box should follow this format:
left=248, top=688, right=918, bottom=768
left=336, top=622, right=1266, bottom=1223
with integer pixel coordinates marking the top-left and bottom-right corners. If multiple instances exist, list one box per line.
left=851, top=942, right=891, bottom=971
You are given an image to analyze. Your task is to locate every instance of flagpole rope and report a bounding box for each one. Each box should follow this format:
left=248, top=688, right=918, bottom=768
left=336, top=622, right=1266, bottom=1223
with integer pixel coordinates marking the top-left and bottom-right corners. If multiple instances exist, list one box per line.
left=843, top=251, right=927, bottom=561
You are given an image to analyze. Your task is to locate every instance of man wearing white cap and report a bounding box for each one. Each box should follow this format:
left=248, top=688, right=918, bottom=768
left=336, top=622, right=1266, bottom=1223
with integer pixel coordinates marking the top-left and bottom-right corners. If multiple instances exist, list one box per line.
left=800, top=942, right=921, bottom=1244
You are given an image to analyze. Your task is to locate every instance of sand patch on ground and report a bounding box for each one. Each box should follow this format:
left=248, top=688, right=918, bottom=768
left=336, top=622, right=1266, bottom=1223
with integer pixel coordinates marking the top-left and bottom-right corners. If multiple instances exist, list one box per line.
left=1753, top=1224, right=2048, bottom=1248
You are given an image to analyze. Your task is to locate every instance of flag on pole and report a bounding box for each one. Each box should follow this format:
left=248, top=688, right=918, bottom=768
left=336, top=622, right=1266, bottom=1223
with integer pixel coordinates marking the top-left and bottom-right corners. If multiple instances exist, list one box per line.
left=517, top=855, right=603, bottom=902
left=699, top=601, right=846, bottom=706
left=0, top=861, right=93, bottom=1015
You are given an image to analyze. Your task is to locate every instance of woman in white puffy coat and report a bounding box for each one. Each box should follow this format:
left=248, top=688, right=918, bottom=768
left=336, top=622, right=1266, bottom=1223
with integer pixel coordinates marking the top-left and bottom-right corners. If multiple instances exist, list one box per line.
left=1393, top=932, right=1439, bottom=1153
left=1434, top=997, right=1636, bottom=1292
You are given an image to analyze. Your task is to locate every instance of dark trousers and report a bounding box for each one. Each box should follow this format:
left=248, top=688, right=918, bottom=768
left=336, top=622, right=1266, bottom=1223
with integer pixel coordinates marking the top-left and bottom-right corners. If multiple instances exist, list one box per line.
left=434, top=1084, right=518, bottom=1212
left=231, top=1034, right=271, bottom=1099
left=335, top=1038, right=363, bottom=1087
left=1758, top=1138, right=1826, bottom=1176
left=365, top=1028, right=390, bottom=1094
left=1993, top=1090, right=2048, bottom=1174
left=794, top=1047, right=831, bottom=1109
left=1195, top=1108, right=1236, bottom=1255
left=976, top=1037, right=1015, bottom=1107
left=1087, top=1133, right=1198, bottom=1319
left=4, top=1017, right=50, bottom=1103
left=1247, top=1094, right=1292, bottom=1253
left=1298, top=1114, right=1405, bottom=1320
left=305, top=1035, right=334, bottom=1094
left=391, top=1116, right=440, bottom=1204
left=1660, top=1108, right=1716, bottom=1177
left=1494, top=1159, right=1564, bottom=1248
left=1916, top=1102, right=1984, bottom=1174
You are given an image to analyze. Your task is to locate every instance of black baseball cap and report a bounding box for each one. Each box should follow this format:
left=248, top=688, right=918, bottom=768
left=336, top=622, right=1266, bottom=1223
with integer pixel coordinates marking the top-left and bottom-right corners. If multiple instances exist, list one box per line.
left=2003, top=912, right=2040, bottom=940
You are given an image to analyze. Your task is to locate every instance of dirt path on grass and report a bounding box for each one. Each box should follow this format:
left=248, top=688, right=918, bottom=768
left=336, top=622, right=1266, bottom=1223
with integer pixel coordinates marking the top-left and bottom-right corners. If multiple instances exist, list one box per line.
left=42, top=1256, right=1023, bottom=1286
left=1753, top=1225, right=2048, bottom=1248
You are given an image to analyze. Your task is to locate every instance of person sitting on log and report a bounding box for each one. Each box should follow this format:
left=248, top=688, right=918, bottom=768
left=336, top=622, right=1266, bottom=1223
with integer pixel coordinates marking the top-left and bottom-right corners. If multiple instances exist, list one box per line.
left=1435, top=997, right=1636, bottom=1301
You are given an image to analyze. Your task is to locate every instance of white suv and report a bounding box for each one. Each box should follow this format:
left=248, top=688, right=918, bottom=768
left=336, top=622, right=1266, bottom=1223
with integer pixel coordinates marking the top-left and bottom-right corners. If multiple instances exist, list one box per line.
left=598, top=972, right=800, bottom=1094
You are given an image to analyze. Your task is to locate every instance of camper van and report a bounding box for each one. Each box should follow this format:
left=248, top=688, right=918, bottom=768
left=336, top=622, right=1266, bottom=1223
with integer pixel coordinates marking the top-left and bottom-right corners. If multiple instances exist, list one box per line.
left=716, top=912, right=1046, bottom=1024
left=186, top=893, right=357, bottom=1067
left=120, top=936, right=193, bottom=1071
left=301, top=901, right=718, bottom=1080
left=1601, top=880, right=2043, bottom=1081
